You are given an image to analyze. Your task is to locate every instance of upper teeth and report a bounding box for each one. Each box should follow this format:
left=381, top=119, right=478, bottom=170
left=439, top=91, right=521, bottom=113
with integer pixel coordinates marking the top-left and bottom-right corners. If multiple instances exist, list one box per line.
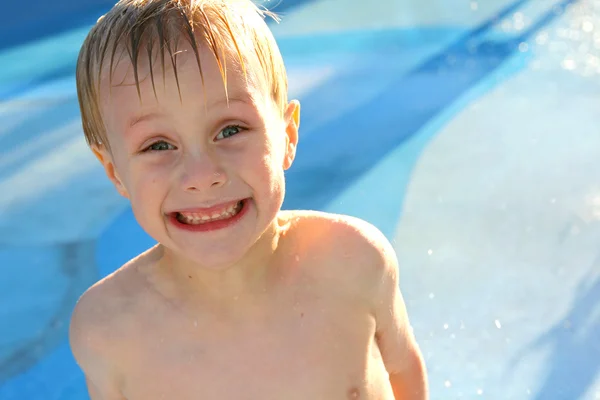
left=178, top=202, right=241, bottom=224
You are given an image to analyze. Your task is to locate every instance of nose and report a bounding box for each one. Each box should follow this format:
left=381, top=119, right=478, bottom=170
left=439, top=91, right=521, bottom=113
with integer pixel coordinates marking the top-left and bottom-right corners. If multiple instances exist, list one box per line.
left=180, top=151, right=227, bottom=192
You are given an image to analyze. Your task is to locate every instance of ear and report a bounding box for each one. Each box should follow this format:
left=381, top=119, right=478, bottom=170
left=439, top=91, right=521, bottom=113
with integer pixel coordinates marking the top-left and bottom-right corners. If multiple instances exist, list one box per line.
left=282, top=100, right=300, bottom=170
left=92, top=145, right=129, bottom=199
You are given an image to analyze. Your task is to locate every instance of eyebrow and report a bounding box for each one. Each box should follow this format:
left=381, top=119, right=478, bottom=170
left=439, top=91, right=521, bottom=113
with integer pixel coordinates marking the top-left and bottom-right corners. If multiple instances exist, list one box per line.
left=127, top=95, right=255, bottom=129
left=210, top=94, right=255, bottom=109
left=128, top=111, right=165, bottom=129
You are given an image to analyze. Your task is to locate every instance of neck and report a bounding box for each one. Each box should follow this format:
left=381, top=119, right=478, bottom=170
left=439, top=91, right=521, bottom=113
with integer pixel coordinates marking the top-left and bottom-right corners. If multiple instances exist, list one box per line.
left=157, top=216, right=291, bottom=302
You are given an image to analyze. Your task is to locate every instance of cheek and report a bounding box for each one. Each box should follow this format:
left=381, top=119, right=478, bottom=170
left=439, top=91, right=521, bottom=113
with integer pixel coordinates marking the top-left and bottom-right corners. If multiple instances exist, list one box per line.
left=234, top=142, right=284, bottom=197
left=126, top=163, right=170, bottom=202
left=234, top=134, right=280, bottom=173
left=258, top=140, right=286, bottom=179
left=263, top=129, right=288, bottom=164
left=259, top=149, right=287, bottom=197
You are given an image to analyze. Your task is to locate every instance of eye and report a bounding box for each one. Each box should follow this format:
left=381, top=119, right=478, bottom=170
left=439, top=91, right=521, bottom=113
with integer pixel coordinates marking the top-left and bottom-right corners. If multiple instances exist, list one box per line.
left=215, top=125, right=245, bottom=141
left=144, top=140, right=176, bottom=152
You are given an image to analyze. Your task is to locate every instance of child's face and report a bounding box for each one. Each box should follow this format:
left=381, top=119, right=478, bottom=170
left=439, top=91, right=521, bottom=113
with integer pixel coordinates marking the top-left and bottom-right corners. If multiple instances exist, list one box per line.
left=94, top=40, right=298, bottom=269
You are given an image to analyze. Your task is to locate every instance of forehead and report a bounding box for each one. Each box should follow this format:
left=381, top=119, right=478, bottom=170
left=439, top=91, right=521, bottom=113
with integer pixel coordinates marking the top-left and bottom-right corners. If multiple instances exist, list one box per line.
left=98, top=35, right=268, bottom=115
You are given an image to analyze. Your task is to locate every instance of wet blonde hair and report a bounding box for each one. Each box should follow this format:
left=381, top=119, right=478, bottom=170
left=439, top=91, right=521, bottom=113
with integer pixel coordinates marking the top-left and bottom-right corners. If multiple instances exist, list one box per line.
left=76, top=0, right=288, bottom=150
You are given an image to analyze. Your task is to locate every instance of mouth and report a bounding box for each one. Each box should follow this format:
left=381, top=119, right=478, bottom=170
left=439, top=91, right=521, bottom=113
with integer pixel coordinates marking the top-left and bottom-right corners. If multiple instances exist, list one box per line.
left=174, top=200, right=245, bottom=225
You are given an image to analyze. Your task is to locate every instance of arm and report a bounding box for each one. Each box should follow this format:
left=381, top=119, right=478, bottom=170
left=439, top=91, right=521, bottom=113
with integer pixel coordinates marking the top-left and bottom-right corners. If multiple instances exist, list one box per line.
left=318, top=214, right=429, bottom=398
left=84, top=376, right=125, bottom=400
left=69, top=290, right=126, bottom=400
left=370, top=236, right=428, bottom=399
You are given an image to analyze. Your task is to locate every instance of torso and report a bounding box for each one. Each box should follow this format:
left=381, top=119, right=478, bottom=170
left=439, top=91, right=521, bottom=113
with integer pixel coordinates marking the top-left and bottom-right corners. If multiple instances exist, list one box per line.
left=101, top=211, right=395, bottom=400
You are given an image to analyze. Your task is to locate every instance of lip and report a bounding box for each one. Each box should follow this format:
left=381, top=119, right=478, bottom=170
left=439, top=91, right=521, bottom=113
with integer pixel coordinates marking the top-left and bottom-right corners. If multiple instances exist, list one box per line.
left=167, top=198, right=250, bottom=233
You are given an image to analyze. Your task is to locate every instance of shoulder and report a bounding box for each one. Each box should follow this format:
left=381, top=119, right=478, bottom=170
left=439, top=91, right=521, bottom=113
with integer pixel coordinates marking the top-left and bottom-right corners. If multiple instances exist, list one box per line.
left=283, top=210, right=396, bottom=256
left=69, top=246, right=159, bottom=377
left=68, top=268, right=127, bottom=390
left=70, top=269, right=127, bottom=344
left=282, top=210, right=399, bottom=287
left=69, top=266, right=129, bottom=361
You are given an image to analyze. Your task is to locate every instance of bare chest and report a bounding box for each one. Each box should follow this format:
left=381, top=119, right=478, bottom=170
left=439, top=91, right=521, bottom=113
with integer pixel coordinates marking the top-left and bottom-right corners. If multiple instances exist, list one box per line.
left=120, top=302, right=392, bottom=400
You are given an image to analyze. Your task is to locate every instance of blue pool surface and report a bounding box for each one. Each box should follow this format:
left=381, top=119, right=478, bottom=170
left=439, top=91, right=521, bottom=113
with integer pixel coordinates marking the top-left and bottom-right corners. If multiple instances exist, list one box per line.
left=1, top=0, right=599, bottom=399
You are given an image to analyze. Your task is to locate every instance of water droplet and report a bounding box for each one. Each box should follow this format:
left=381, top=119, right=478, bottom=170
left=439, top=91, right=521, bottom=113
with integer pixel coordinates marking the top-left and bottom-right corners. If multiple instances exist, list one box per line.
left=295, top=255, right=300, bottom=262
left=445, top=380, right=452, bottom=388
left=495, top=320, right=502, bottom=329
left=562, top=59, right=577, bottom=70
left=477, top=389, right=484, bottom=395
left=515, top=20, right=525, bottom=31
left=536, top=32, right=548, bottom=45
left=443, top=323, right=449, bottom=330
left=519, top=42, right=529, bottom=52
left=427, top=249, right=433, bottom=256
left=429, top=293, right=435, bottom=299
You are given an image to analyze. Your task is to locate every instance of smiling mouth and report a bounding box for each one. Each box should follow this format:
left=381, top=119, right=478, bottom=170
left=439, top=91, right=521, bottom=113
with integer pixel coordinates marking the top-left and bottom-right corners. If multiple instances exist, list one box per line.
left=175, top=200, right=244, bottom=225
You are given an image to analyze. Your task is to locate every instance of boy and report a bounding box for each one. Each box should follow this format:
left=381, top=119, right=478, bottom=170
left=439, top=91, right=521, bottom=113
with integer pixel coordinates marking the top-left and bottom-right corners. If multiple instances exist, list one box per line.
left=69, top=0, right=428, bottom=398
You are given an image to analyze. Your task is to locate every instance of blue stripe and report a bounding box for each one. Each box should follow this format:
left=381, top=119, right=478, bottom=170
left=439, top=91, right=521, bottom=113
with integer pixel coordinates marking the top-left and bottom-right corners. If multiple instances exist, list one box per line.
left=283, top=0, right=580, bottom=211
left=0, top=0, right=317, bottom=52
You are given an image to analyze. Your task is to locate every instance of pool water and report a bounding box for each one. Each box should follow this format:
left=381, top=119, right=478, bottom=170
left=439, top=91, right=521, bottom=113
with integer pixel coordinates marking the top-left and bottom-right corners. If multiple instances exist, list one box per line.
left=1, top=0, right=599, bottom=399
